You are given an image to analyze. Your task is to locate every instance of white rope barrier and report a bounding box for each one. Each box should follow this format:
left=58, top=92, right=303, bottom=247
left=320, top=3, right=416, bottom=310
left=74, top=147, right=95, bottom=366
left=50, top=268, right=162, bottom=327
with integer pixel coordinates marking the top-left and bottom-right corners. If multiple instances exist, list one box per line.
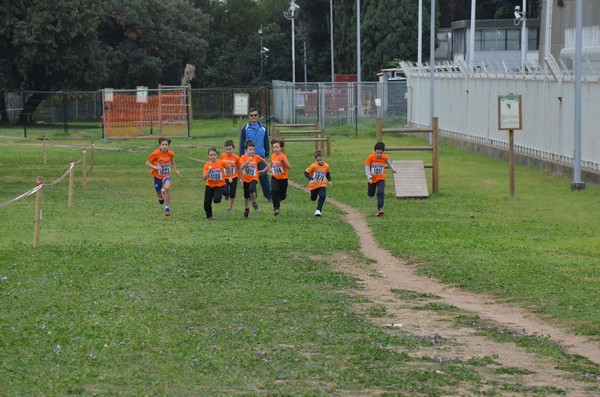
left=0, top=183, right=43, bottom=208
left=50, top=161, right=76, bottom=186
left=0, top=154, right=82, bottom=207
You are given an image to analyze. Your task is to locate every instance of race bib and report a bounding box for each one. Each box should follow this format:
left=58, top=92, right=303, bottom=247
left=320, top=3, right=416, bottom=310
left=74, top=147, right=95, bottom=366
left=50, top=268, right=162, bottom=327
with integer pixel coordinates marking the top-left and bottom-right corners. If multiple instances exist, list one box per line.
left=244, top=165, right=257, bottom=177
left=272, top=164, right=284, bottom=175
left=371, top=164, right=384, bottom=175
left=313, top=170, right=326, bottom=182
left=209, top=169, right=223, bottom=181
left=159, top=164, right=171, bottom=176
left=229, top=165, right=236, bottom=175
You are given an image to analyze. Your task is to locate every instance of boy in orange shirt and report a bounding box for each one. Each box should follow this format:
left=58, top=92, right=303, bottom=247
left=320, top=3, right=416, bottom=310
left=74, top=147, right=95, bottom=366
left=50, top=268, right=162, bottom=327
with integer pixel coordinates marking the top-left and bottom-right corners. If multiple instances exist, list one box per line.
left=221, top=140, right=240, bottom=214
left=145, top=137, right=180, bottom=216
left=304, top=150, right=332, bottom=217
left=365, top=141, right=396, bottom=217
left=270, top=138, right=291, bottom=216
left=239, top=140, right=270, bottom=219
left=203, top=147, right=233, bottom=220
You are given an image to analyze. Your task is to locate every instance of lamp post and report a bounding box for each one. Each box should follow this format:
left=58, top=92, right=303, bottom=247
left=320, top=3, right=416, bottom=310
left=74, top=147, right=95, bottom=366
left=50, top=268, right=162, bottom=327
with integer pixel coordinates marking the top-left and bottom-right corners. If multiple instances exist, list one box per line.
left=356, top=0, right=362, bottom=117
left=284, top=1, right=299, bottom=86
left=258, top=26, right=264, bottom=81
left=418, top=0, right=422, bottom=65
left=514, top=0, right=528, bottom=71
left=330, top=0, right=334, bottom=83
left=284, top=1, right=299, bottom=122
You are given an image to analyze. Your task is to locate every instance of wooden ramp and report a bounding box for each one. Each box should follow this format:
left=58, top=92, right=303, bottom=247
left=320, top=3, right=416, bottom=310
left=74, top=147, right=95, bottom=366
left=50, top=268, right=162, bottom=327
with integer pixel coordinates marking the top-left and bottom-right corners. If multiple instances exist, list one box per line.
left=392, top=160, right=429, bottom=198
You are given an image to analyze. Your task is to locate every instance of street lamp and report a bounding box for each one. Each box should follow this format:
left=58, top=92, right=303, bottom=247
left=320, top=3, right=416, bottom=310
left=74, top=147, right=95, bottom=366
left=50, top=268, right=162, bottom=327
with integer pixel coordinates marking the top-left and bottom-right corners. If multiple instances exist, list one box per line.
left=284, top=1, right=299, bottom=122
left=514, top=0, right=528, bottom=72
left=284, top=1, right=299, bottom=86
left=258, top=26, right=265, bottom=81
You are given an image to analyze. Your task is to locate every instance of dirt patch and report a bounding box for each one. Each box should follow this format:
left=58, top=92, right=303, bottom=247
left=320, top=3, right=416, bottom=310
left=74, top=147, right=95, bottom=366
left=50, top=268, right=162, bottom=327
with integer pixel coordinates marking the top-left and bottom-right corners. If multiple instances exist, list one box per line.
left=290, top=181, right=600, bottom=395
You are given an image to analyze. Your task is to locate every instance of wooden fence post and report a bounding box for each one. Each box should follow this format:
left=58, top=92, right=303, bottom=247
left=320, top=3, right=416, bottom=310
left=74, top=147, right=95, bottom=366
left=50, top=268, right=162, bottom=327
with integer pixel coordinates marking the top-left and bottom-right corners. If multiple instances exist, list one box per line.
left=33, top=177, right=43, bottom=248
left=82, top=149, right=87, bottom=193
left=89, top=141, right=95, bottom=176
left=43, top=134, right=47, bottom=165
left=376, top=119, right=383, bottom=142
left=68, top=157, right=75, bottom=208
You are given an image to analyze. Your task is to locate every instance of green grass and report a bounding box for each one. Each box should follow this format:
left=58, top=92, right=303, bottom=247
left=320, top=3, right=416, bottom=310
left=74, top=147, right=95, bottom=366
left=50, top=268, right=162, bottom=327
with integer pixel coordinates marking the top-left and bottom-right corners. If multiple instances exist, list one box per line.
left=1, top=130, right=599, bottom=394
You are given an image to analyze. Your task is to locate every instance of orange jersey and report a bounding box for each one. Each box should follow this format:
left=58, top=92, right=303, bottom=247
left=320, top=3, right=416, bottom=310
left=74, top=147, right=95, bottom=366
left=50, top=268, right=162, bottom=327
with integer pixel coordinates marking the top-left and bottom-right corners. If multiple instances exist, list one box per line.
left=147, top=149, right=175, bottom=179
left=221, top=152, right=240, bottom=179
left=270, top=152, right=289, bottom=180
left=239, top=153, right=265, bottom=183
left=203, top=159, right=229, bottom=188
left=365, top=153, right=389, bottom=183
left=305, top=161, right=330, bottom=190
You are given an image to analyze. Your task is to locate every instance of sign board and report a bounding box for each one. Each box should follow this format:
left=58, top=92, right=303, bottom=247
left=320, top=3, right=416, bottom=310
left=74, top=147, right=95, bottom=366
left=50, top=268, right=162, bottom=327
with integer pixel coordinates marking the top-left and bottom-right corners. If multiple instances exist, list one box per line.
left=103, top=88, right=114, bottom=102
left=233, top=93, right=250, bottom=116
left=498, top=95, right=522, bottom=130
left=136, top=86, right=148, bottom=104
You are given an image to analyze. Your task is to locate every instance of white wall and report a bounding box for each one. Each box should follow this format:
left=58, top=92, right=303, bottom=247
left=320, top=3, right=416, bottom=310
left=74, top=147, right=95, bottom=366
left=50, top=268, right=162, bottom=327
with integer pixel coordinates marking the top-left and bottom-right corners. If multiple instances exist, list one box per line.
left=404, top=64, right=600, bottom=171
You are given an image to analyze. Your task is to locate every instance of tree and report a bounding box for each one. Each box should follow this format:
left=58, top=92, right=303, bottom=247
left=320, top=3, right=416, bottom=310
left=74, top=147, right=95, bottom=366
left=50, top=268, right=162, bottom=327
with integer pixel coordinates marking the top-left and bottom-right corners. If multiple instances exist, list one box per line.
left=102, top=0, right=208, bottom=88
left=0, top=1, right=110, bottom=121
left=0, top=0, right=209, bottom=121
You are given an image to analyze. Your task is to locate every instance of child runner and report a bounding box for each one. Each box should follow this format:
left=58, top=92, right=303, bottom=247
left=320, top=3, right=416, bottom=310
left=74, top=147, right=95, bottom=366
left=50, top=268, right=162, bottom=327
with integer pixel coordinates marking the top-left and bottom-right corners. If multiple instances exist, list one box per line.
left=145, top=137, right=179, bottom=216
left=304, top=150, right=332, bottom=218
left=239, top=140, right=270, bottom=219
left=270, top=138, right=291, bottom=216
left=203, top=147, right=232, bottom=220
left=365, top=141, right=396, bottom=217
left=221, top=139, right=240, bottom=215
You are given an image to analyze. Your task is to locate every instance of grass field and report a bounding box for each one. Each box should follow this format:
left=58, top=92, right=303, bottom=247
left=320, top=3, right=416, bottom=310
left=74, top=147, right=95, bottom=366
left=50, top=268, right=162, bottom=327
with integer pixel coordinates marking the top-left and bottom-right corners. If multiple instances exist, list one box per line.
left=1, top=127, right=599, bottom=395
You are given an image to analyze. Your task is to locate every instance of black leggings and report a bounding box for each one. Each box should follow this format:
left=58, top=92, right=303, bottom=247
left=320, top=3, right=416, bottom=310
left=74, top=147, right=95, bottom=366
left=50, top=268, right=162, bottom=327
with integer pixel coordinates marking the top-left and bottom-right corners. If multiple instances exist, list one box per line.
left=204, top=185, right=224, bottom=218
left=223, top=177, right=238, bottom=199
left=271, top=177, right=288, bottom=210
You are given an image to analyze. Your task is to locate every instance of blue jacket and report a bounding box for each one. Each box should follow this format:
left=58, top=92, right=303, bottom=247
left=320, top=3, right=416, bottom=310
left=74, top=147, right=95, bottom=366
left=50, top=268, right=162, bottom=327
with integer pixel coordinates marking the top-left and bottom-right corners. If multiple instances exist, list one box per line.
left=240, top=121, right=269, bottom=157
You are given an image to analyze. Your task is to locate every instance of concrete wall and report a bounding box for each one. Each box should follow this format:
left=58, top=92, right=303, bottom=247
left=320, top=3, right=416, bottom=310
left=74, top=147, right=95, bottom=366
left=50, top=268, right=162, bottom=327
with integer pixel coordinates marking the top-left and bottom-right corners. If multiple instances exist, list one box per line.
left=403, top=63, right=600, bottom=183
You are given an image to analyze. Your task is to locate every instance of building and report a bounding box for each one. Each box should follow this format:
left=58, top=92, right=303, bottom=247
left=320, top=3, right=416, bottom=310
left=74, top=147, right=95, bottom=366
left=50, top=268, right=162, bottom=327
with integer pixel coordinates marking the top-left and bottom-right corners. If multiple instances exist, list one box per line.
left=451, top=18, right=541, bottom=71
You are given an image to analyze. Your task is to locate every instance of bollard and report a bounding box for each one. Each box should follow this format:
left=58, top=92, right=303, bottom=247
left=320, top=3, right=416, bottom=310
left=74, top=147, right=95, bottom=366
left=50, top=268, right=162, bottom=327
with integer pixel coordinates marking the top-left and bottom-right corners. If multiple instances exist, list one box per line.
left=33, top=177, right=43, bottom=248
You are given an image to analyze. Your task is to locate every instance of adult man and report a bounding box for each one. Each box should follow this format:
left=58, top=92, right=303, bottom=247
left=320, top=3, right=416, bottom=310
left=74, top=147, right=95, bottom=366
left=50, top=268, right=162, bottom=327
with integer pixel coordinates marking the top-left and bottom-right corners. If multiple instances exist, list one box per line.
left=239, top=108, right=272, bottom=202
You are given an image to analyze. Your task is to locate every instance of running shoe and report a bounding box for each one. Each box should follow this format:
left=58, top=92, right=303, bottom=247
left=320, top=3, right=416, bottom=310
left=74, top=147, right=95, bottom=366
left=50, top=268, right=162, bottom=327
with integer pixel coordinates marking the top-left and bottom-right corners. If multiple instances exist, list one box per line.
left=274, top=209, right=280, bottom=216
left=314, top=209, right=322, bottom=217
left=164, top=207, right=171, bottom=217
left=376, top=209, right=384, bottom=217
left=244, top=208, right=250, bottom=219
left=252, top=201, right=260, bottom=211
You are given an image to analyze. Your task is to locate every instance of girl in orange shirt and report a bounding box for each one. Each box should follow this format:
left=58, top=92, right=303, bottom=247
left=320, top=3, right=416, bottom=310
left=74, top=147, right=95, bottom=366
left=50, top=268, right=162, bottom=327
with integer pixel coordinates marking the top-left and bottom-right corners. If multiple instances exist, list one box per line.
left=145, top=137, right=180, bottom=216
left=203, top=147, right=232, bottom=220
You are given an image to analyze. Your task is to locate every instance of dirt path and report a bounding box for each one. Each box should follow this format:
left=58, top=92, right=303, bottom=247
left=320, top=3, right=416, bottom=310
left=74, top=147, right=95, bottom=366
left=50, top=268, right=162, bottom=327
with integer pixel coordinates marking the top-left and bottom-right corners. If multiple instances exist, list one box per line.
left=290, top=181, right=599, bottom=394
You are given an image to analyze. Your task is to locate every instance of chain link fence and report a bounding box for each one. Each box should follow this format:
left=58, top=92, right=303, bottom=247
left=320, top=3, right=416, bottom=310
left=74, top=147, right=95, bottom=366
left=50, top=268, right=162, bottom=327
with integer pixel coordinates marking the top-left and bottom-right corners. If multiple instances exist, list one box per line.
left=2, top=82, right=407, bottom=139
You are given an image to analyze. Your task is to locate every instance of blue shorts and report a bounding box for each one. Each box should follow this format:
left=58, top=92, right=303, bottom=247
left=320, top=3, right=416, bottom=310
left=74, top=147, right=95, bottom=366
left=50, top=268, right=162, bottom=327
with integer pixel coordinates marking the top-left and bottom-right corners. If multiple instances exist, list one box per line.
left=153, top=176, right=170, bottom=192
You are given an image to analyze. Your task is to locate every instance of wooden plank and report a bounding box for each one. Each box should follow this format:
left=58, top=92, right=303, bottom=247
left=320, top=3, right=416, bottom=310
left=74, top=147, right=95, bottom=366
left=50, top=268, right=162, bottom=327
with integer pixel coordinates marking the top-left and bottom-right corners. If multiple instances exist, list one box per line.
left=382, top=128, right=432, bottom=134
left=386, top=146, right=432, bottom=151
left=392, top=160, right=429, bottom=198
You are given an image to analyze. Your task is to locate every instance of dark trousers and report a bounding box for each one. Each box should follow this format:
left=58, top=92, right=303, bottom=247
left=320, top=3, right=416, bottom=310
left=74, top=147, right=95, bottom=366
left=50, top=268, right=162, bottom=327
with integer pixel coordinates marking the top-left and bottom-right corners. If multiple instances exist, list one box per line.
left=258, top=161, right=272, bottom=201
left=223, top=177, right=238, bottom=199
left=367, top=180, right=385, bottom=210
left=310, top=187, right=327, bottom=211
left=243, top=180, right=258, bottom=200
left=204, top=185, right=224, bottom=218
left=271, top=177, right=288, bottom=210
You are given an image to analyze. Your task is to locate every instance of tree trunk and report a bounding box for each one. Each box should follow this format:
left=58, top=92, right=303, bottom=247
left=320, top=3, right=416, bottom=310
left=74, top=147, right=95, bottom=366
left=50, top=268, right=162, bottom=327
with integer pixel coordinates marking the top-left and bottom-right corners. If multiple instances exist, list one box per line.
left=0, top=92, right=7, bottom=123
left=19, top=92, right=49, bottom=123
